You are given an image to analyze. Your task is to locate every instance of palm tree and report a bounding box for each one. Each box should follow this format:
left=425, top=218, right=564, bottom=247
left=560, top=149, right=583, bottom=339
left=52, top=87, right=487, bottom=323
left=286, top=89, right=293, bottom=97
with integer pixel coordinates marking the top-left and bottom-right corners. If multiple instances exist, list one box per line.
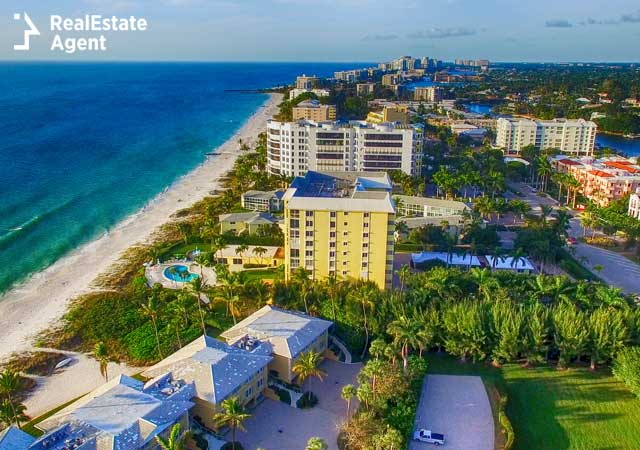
left=94, top=341, right=110, bottom=381
left=155, top=423, right=192, bottom=450
left=139, top=295, right=163, bottom=359
left=292, top=350, right=327, bottom=386
left=0, top=369, right=22, bottom=426
left=0, top=399, right=27, bottom=429
left=188, top=277, right=208, bottom=335
left=175, top=222, right=190, bottom=245
left=213, top=397, right=251, bottom=450
left=351, top=284, right=377, bottom=359
left=292, top=267, right=312, bottom=314
left=341, top=384, right=357, bottom=417
left=235, top=244, right=249, bottom=261
left=387, top=315, right=421, bottom=370
left=252, top=246, right=268, bottom=264
left=306, top=437, right=329, bottom=450
left=395, top=264, right=411, bottom=291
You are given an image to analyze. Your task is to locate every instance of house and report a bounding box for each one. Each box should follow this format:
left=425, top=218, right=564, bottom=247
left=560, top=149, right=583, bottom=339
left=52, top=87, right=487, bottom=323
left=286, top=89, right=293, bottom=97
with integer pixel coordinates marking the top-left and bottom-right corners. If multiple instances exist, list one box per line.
left=221, top=305, right=333, bottom=384
left=142, top=336, right=272, bottom=431
left=215, top=244, right=284, bottom=271
left=33, top=374, right=194, bottom=450
left=411, top=252, right=481, bottom=270
left=241, top=190, right=285, bottom=212
left=394, top=195, right=470, bottom=218
left=629, top=188, right=640, bottom=219
left=0, top=427, right=35, bottom=450
left=218, top=212, right=279, bottom=235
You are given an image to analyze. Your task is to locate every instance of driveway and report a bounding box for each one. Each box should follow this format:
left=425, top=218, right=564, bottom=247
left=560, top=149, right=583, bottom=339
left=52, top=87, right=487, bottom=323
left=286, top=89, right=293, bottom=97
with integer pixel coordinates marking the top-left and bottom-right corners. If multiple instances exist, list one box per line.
left=237, top=360, right=361, bottom=450
left=410, top=375, right=494, bottom=450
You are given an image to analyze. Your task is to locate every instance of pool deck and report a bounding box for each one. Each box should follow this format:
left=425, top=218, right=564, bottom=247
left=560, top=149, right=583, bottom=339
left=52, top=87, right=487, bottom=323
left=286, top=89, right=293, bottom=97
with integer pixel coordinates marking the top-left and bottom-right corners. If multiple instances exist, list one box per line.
left=145, top=261, right=217, bottom=289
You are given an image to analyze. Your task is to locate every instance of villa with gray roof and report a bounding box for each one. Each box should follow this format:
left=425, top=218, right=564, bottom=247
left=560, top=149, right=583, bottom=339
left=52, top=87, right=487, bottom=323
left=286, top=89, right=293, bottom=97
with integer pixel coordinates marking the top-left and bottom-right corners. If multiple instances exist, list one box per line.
left=221, top=305, right=333, bottom=383
left=218, top=211, right=279, bottom=235
left=241, top=189, right=284, bottom=212
left=33, top=374, right=193, bottom=450
left=141, top=335, right=272, bottom=431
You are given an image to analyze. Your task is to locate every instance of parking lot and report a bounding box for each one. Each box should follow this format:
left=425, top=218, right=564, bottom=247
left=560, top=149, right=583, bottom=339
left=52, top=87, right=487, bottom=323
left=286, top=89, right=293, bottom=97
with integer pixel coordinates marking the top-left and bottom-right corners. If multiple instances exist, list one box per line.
left=410, top=375, right=494, bottom=450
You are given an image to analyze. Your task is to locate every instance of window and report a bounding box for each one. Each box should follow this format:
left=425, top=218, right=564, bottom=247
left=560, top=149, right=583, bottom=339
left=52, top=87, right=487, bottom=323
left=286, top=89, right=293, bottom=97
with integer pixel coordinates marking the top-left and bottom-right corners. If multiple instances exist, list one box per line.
left=330, top=212, right=336, bottom=218
left=362, top=262, right=368, bottom=268
left=306, top=220, right=313, bottom=227
left=364, top=212, right=370, bottom=218
left=305, top=250, right=313, bottom=257
left=363, top=233, right=369, bottom=238
left=233, top=258, right=242, bottom=265
left=363, top=243, right=369, bottom=248
left=245, top=387, right=253, bottom=398
left=306, top=230, right=314, bottom=237
left=364, top=223, right=369, bottom=228
left=290, top=219, right=299, bottom=228
left=330, top=242, right=336, bottom=248
left=305, top=211, right=314, bottom=217
left=330, top=232, right=336, bottom=238
left=330, top=222, right=336, bottom=228
left=362, top=253, right=368, bottom=258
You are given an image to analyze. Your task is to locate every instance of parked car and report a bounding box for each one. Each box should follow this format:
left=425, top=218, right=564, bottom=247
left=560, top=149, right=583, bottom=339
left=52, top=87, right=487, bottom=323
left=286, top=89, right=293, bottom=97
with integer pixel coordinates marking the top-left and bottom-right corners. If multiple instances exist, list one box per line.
left=566, top=236, right=577, bottom=245
left=413, top=429, right=445, bottom=446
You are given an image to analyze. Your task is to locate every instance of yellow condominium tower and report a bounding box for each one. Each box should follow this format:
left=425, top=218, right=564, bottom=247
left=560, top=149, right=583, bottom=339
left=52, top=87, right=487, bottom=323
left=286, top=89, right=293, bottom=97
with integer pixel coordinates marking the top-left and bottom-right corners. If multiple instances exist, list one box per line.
left=282, top=171, right=396, bottom=289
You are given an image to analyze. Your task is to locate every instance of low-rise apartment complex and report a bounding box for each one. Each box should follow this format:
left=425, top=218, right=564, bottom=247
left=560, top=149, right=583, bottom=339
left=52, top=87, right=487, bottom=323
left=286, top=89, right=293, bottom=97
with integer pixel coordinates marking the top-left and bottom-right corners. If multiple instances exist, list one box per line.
left=219, top=212, right=279, bottom=235
left=221, top=305, right=333, bottom=383
left=241, top=189, right=284, bottom=212
left=496, top=118, right=597, bottom=156
left=552, top=156, right=640, bottom=206
left=357, top=82, right=376, bottom=96
left=292, top=99, right=336, bottom=121
left=281, top=171, right=396, bottom=289
left=266, top=120, right=424, bottom=177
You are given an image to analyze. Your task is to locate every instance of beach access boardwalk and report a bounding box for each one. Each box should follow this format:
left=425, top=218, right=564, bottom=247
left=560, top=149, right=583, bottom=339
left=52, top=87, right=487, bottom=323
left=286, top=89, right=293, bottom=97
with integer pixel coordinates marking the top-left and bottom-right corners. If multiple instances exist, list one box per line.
left=410, top=374, right=494, bottom=450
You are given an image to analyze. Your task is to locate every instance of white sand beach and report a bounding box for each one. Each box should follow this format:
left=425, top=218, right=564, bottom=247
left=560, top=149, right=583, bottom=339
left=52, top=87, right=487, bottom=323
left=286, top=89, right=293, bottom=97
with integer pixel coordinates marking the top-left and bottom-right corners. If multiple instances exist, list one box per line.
left=0, top=93, right=281, bottom=367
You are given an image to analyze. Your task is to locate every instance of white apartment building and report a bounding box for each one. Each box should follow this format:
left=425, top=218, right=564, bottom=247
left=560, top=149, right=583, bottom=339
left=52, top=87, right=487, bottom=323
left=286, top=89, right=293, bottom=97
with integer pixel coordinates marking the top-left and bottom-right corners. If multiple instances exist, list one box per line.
left=496, top=118, right=597, bottom=156
left=629, top=188, right=640, bottom=219
left=289, top=88, right=330, bottom=100
left=266, top=120, right=423, bottom=177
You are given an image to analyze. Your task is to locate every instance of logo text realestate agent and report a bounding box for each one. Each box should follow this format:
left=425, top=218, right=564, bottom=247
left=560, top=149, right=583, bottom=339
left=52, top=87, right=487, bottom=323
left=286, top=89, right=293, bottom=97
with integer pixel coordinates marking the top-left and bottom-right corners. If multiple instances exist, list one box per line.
left=14, top=13, right=148, bottom=54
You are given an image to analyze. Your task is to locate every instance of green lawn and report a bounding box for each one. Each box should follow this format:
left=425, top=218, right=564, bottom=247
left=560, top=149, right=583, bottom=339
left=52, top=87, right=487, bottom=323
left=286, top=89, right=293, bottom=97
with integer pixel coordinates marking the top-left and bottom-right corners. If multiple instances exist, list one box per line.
left=241, top=267, right=284, bottom=282
left=426, top=354, right=640, bottom=450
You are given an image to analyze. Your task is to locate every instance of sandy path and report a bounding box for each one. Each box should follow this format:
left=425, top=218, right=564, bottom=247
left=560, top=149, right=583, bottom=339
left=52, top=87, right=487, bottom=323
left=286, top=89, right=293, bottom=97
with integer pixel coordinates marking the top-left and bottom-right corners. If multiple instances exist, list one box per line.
left=0, top=93, right=281, bottom=364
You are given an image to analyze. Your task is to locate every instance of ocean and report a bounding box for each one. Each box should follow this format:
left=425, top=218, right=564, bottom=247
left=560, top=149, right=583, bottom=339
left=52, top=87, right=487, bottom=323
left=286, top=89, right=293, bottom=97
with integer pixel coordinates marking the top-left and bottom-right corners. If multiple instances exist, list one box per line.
left=0, top=62, right=367, bottom=295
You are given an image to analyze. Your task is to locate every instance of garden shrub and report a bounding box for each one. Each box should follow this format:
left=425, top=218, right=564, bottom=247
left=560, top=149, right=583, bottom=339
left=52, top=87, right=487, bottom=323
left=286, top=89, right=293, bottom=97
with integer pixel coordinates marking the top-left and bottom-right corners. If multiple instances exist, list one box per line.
left=296, top=391, right=318, bottom=409
left=613, top=347, right=640, bottom=398
left=272, top=385, right=291, bottom=404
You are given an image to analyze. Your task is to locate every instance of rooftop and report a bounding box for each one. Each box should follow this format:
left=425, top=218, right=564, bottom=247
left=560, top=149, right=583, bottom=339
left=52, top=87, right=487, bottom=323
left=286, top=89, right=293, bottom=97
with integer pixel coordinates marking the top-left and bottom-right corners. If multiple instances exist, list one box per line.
left=218, top=212, right=279, bottom=225
left=283, top=171, right=395, bottom=213
left=393, top=195, right=470, bottom=211
left=242, top=190, right=284, bottom=201
left=486, top=256, right=535, bottom=271
left=221, top=305, right=333, bottom=359
left=411, top=252, right=482, bottom=267
left=141, top=335, right=272, bottom=405
left=0, top=427, right=35, bottom=450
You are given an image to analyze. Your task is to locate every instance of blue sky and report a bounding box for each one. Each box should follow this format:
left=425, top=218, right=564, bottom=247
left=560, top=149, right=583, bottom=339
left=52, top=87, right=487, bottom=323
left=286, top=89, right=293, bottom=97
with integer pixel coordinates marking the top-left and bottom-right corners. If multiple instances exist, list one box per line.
left=2, top=0, right=640, bottom=62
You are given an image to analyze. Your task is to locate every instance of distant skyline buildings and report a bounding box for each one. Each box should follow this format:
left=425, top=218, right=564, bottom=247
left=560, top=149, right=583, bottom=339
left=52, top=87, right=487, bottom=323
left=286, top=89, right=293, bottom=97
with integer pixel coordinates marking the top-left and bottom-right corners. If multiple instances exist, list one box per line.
left=2, top=0, right=640, bottom=61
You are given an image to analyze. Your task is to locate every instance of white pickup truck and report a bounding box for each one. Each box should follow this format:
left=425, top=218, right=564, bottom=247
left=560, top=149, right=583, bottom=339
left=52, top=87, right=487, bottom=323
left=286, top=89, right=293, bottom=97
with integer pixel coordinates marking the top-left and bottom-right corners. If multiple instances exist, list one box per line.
left=413, top=429, right=445, bottom=446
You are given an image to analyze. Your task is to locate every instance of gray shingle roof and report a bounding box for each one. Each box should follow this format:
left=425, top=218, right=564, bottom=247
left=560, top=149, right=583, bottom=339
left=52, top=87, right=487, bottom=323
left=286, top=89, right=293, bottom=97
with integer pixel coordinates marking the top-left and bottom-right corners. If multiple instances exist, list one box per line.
left=141, top=336, right=272, bottom=404
left=221, top=306, right=333, bottom=358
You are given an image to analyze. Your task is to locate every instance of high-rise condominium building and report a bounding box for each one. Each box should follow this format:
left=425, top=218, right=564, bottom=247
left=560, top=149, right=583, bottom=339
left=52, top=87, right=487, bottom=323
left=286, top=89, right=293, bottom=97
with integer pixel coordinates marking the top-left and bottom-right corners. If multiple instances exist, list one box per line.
left=356, top=83, right=376, bottom=96
left=296, top=75, right=318, bottom=90
left=266, top=120, right=423, bottom=177
left=413, top=86, right=443, bottom=103
left=382, top=73, right=401, bottom=87
left=292, top=100, right=337, bottom=121
left=282, top=171, right=396, bottom=289
left=495, top=118, right=597, bottom=156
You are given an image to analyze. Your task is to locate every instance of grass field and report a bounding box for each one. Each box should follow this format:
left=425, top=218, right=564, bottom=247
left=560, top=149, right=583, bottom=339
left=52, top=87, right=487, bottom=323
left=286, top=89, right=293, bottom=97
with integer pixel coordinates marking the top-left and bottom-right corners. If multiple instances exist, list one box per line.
left=426, top=354, right=640, bottom=450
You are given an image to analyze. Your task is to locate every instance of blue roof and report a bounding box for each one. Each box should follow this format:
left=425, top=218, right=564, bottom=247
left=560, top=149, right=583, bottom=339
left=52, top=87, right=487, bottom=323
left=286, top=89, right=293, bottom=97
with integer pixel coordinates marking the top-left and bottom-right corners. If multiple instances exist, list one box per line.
left=0, top=426, right=35, bottom=450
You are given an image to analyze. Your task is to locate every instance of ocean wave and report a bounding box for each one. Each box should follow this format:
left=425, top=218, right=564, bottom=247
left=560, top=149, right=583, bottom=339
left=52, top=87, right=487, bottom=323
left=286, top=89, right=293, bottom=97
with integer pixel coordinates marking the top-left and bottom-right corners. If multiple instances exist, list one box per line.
left=0, top=215, right=44, bottom=248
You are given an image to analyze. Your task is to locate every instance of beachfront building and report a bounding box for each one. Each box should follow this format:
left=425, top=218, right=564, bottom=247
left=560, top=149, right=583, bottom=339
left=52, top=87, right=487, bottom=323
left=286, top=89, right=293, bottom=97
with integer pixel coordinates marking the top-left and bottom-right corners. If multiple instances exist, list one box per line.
left=32, top=374, right=194, bottom=450
left=289, top=88, right=331, bottom=100
left=296, top=75, right=319, bottom=90
left=413, top=86, right=443, bottom=103
left=334, top=70, right=364, bottom=83
left=281, top=171, right=396, bottom=289
left=292, top=99, right=337, bottom=121
left=366, top=106, right=410, bottom=125
left=266, top=119, right=424, bottom=177
left=215, top=244, right=284, bottom=271
left=218, top=212, right=280, bottom=235
left=142, top=336, right=272, bottom=430
left=221, top=305, right=333, bottom=383
left=241, top=189, right=284, bottom=212
left=496, top=118, right=597, bottom=156
left=357, top=82, right=376, bottom=96
left=629, top=188, right=640, bottom=219
left=552, top=156, right=640, bottom=206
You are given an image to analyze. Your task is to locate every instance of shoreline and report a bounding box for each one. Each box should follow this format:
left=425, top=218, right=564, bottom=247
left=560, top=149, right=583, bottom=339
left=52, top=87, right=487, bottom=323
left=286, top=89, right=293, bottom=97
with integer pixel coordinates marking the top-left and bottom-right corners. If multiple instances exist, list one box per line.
left=0, top=92, right=282, bottom=364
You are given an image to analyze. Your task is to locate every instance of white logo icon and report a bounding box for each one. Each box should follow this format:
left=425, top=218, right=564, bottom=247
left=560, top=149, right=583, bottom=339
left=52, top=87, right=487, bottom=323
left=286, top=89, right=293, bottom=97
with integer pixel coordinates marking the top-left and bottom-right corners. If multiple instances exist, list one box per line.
left=13, top=13, right=40, bottom=51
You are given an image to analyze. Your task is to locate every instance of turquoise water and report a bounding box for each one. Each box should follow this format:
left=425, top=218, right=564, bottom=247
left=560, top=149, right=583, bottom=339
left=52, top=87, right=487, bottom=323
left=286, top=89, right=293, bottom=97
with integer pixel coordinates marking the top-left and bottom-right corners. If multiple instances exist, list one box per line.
left=164, top=265, right=198, bottom=282
left=0, top=62, right=367, bottom=294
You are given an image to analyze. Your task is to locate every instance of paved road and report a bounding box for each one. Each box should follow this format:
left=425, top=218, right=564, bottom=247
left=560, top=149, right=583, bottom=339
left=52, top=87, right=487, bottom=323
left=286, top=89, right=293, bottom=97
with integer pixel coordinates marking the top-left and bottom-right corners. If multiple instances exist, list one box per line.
left=568, top=218, right=640, bottom=294
left=410, top=375, right=494, bottom=450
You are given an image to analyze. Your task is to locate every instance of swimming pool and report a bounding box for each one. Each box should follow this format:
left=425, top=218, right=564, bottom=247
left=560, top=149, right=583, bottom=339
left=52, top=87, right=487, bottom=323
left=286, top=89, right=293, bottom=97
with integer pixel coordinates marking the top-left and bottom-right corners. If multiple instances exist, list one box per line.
left=163, top=265, right=199, bottom=282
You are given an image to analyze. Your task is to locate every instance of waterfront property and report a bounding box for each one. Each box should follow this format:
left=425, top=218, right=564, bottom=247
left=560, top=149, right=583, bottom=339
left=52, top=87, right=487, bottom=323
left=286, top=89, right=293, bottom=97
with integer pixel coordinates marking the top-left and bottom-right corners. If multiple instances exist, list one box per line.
left=218, top=211, right=280, bottom=235
left=552, top=155, right=640, bottom=206
left=289, top=88, right=331, bottom=100
left=292, top=99, right=336, bottom=122
left=282, top=171, right=396, bottom=289
left=496, top=117, right=597, bottom=156
left=267, top=119, right=424, bottom=177
left=413, top=86, right=443, bottom=103
left=142, top=335, right=273, bottom=430
left=221, top=305, right=333, bottom=384
left=629, top=188, right=640, bottom=219
left=215, top=244, right=284, bottom=271
left=30, top=374, right=194, bottom=450
left=241, top=189, right=284, bottom=212
left=145, top=262, right=216, bottom=289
